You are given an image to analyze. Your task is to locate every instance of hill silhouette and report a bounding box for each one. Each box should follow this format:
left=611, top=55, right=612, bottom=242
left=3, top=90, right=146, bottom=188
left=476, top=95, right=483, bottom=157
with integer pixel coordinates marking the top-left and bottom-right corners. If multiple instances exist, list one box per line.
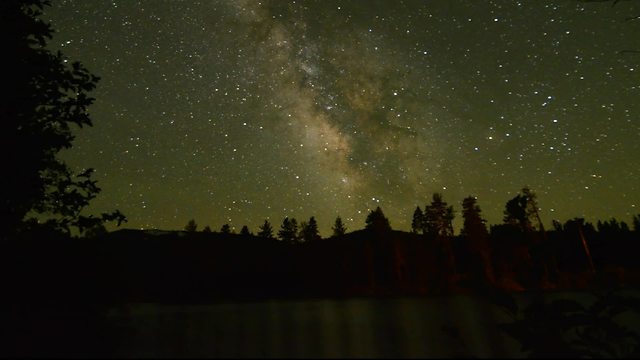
left=3, top=223, right=639, bottom=306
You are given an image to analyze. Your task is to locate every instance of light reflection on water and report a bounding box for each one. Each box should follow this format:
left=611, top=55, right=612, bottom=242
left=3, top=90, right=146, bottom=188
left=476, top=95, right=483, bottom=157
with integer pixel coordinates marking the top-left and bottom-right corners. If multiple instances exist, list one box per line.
left=107, top=290, right=640, bottom=357
left=111, top=295, right=528, bottom=358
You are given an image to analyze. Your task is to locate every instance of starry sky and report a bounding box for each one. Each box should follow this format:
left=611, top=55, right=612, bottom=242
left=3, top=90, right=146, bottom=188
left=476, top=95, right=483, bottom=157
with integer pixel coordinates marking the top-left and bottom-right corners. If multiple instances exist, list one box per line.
left=43, top=0, right=639, bottom=236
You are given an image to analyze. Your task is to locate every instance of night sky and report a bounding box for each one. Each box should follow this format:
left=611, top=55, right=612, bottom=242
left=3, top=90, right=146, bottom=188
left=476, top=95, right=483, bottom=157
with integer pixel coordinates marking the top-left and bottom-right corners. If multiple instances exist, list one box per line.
left=43, top=1, right=639, bottom=236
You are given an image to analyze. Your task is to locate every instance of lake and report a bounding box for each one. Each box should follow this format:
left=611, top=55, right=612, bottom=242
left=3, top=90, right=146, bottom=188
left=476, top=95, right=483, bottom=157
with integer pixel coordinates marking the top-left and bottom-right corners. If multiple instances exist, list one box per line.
left=107, top=295, right=529, bottom=358
left=6, top=290, right=638, bottom=357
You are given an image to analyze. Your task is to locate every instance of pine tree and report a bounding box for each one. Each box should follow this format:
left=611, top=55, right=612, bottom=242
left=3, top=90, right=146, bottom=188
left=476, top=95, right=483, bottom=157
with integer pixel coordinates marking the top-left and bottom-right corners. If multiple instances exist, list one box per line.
left=185, top=219, right=197, bottom=232
left=424, top=194, right=456, bottom=276
left=240, top=225, right=251, bottom=236
left=461, top=196, right=493, bottom=280
left=412, top=206, right=424, bottom=234
left=300, top=216, right=320, bottom=242
left=257, top=220, right=274, bottom=239
left=220, top=224, right=231, bottom=234
left=365, top=207, right=392, bottom=233
left=278, top=217, right=299, bottom=243
left=461, top=196, right=488, bottom=240
left=332, top=216, right=347, bottom=237
left=290, top=218, right=299, bottom=242
left=202, top=225, right=212, bottom=233
left=424, top=193, right=454, bottom=237
left=298, top=220, right=307, bottom=240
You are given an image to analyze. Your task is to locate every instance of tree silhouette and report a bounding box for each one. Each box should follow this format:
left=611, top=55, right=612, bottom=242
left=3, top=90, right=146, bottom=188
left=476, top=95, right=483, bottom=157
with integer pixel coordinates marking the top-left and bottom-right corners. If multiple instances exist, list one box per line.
left=424, top=193, right=454, bottom=238
left=299, top=216, right=320, bottom=242
left=202, top=225, right=212, bottom=233
left=504, top=187, right=545, bottom=232
left=332, top=216, right=347, bottom=237
left=461, top=196, right=488, bottom=240
left=461, top=196, right=493, bottom=282
left=220, top=224, right=231, bottom=234
left=411, top=206, right=424, bottom=234
left=257, top=219, right=274, bottom=239
left=523, top=188, right=545, bottom=232
left=503, top=187, right=557, bottom=287
left=552, top=219, right=564, bottom=232
left=423, top=193, right=457, bottom=281
left=562, top=218, right=597, bottom=273
left=494, top=287, right=640, bottom=358
left=365, top=207, right=392, bottom=233
left=598, top=218, right=630, bottom=235
left=278, top=217, right=299, bottom=243
left=185, top=219, right=197, bottom=232
left=290, top=218, right=298, bottom=241
left=240, top=225, right=251, bottom=236
left=1, top=0, right=125, bottom=239
left=83, top=222, right=107, bottom=239
left=504, top=194, right=529, bottom=229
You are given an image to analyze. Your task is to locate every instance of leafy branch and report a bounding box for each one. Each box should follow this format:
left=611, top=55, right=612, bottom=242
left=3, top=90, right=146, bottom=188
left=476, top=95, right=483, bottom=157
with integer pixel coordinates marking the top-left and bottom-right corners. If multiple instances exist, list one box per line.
left=492, top=287, right=640, bottom=357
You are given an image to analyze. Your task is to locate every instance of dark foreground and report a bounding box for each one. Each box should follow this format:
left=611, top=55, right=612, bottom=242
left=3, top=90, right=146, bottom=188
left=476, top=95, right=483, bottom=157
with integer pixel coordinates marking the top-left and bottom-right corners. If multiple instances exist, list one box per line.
left=2, top=229, right=640, bottom=357
left=3, top=290, right=640, bottom=358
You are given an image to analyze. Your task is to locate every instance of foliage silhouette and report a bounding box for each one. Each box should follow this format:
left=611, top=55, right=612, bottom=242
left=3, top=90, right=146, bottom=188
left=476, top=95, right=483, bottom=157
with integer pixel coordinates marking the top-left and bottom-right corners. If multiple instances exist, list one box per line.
left=503, top=187, right=543, bottom=232
left=423, top=194, right=456, bottom=285
left=1, top=0, right=124, bottom=239
left=461, top=196, right=488, bottom=239
left=365, top=207, right=392, bottom=233
left=490, top=287, right=640, bottom=358
left=300, top=216, right=320, bottom=242
left=185, top=219, right=197, bottom=232
left=411, top=206, right=424, bottom=234
left=461, top=196, right=493, bottom=282
left=278, top=217, right=299, bottom=243
left=332, top=216, right=347, bottom=237
left=424, top=193, right=454, bottom=238
left=240, top=225, right=251, bottom=236
left=257, top=219, right=274, bottom=239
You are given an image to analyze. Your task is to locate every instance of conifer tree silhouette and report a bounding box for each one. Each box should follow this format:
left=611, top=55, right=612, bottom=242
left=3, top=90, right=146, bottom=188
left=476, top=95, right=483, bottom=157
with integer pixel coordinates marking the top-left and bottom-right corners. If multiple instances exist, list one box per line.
left=332, top=216, right=347, bottom=237
left=365, top=207, right=392, bottom=233
left=412, top=206, right=424, bottom=234
left=185, top=219, right=197, bottom=232
left=300, top=216, right=320, bottom=242
left=257, top=219, right=274, bottom=239
left=278, top=217, right=299, bottom=243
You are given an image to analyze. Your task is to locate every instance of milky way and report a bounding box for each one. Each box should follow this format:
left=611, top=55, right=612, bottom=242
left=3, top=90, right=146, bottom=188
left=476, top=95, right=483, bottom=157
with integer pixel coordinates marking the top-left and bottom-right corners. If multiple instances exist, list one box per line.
left=44, top=0, right=640, bottom=235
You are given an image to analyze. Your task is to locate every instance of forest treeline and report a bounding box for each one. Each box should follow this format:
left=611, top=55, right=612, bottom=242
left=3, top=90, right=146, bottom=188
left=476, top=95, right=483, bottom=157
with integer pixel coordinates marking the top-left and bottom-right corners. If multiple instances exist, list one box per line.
left=130, top=187, right=639, bottom=299
left=4, top=187, right=639, bottom=304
